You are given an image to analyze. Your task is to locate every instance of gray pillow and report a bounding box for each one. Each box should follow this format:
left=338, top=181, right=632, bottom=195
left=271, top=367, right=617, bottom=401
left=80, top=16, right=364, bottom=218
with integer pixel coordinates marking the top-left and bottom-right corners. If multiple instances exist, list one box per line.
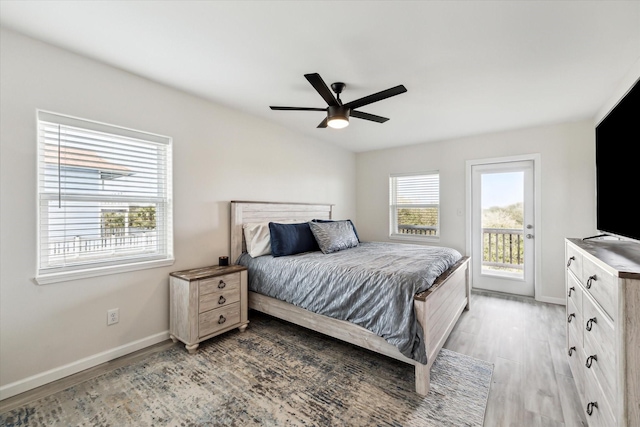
left=309, top=220, right=359, bottom=254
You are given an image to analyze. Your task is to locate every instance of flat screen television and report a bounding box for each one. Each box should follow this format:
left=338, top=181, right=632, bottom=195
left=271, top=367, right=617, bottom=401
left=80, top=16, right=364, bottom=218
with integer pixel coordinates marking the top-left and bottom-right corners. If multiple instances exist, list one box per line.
left=595, top=77, right=640, bottom=242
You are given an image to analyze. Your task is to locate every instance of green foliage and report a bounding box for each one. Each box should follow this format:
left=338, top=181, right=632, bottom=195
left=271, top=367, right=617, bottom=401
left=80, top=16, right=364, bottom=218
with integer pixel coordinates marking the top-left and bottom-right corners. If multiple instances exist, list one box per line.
left=101, top=211, right=125, bottom=237
left=102, top=211, right=125, bottom=229
left=129, top=206, right=156, bottom=230
left=482, top=202, right=523, bottom=228
left=397, top=207, right=438, bottom=226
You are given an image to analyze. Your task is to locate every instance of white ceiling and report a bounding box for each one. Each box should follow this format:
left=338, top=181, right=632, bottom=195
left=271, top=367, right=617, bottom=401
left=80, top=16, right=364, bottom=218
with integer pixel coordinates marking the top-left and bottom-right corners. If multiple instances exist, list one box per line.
left=1, top=1, right=639, bottom=152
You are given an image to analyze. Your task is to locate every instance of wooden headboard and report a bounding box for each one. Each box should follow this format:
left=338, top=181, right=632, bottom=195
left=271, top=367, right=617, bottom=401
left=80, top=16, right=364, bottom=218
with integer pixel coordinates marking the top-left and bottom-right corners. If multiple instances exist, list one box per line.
left=230, top=201, right=333, bottom=264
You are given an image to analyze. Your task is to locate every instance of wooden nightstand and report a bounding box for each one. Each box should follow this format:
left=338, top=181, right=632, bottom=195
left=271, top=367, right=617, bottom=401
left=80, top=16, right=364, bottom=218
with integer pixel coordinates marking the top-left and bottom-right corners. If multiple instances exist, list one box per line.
left=169, top=264, right=248, bottom=353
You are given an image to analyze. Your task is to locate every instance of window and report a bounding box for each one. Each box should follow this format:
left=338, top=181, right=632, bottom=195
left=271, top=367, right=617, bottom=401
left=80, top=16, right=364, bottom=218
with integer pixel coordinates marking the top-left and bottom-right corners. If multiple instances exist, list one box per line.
left=389, top=172, right=440, bottom=240
left=36, top=110, right=173, bottom=284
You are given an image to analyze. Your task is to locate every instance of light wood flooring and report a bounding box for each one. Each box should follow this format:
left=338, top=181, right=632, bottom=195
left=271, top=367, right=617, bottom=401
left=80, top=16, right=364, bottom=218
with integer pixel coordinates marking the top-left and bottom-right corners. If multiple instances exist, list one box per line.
left=1, top=290, right=586, bottom=426
left=444, top=290, right=587, bottom=427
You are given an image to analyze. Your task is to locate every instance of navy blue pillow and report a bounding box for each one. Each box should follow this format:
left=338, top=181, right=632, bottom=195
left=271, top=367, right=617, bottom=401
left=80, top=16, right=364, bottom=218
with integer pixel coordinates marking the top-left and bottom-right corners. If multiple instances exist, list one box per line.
left=269, top=222, right=320, bottom=257
left=312, top=219, right=360, bottom=242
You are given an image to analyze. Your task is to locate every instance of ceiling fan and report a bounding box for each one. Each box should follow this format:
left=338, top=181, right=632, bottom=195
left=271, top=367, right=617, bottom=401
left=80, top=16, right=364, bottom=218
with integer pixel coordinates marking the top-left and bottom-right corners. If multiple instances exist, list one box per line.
left=270, top=73, right=407, bottom=129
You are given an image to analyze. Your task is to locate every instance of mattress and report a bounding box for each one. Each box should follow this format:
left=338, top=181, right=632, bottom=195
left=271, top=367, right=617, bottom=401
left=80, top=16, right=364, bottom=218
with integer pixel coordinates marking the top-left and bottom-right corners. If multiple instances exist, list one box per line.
left=237, top=241, right=462, bottom=363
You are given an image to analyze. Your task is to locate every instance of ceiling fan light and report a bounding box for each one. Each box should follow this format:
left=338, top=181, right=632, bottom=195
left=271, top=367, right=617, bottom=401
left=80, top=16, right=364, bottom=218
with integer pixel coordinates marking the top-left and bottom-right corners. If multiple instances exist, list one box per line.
left=327, top=106, right=350, bottom=129
left=328, top=118, right=349, bottom=129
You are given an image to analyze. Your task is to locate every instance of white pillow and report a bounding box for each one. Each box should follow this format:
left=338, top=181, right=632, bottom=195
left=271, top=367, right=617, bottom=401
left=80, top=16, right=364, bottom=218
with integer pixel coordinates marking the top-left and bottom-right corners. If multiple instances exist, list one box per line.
left=243, top=220, right=298, bottom=258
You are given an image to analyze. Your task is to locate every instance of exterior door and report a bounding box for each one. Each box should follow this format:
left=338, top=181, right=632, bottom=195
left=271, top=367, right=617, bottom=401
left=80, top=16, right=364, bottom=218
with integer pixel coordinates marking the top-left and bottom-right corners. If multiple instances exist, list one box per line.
left=470, top=159, right=535, bottom=296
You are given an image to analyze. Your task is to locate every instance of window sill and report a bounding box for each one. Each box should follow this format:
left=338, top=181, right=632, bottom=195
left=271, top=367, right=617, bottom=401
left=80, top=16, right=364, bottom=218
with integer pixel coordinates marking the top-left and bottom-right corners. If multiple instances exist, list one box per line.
left=35, top=257, right=175, bottom=285
left=389, top=234, right=440, bottom=244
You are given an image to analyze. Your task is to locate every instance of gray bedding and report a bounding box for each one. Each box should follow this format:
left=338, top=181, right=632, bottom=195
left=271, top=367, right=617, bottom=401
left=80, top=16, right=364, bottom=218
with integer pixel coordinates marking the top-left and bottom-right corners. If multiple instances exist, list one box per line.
left=237, top=241, right=462, bottom=364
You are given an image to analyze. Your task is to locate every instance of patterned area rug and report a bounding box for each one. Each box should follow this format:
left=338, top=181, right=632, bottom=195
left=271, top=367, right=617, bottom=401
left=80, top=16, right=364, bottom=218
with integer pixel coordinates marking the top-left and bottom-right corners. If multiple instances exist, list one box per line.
left=1, top=313, right=493, bottom=426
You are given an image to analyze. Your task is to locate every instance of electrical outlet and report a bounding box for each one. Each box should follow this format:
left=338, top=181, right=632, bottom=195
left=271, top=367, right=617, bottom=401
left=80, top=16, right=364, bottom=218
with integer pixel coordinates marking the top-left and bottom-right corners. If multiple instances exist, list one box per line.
left=107, top=308, right=119, bottom=325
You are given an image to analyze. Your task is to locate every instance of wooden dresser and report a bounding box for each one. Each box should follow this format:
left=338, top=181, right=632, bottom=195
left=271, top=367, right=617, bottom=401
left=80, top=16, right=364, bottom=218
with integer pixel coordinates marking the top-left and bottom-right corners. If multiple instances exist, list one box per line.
left=169, top=264, right=248, bottom=353
left=565, top=238, right=640, bottom=427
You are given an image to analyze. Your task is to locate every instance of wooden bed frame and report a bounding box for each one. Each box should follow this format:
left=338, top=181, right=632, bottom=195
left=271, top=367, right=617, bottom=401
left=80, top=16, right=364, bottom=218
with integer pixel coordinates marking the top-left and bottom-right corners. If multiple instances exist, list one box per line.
left=230, top=201, right=470, bottom=396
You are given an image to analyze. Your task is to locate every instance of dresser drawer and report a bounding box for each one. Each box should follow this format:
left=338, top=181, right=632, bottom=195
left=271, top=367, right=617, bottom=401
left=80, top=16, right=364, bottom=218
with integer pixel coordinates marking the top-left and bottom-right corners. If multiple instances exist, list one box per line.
left=583, top=299, right=616, bottom=404
left=566, top=244, right=583, bottom=283
left=567, top=326, right=585, bottom=402
left=566, top=297, right=582, bottom=348
left=199, top=273, right=240, bottom=296
left=567, top=273, right=583, bottom=315
left=584, top=368, right=616, bottom=427
left=199, top=302, right=241, bottom=338
left=582, top=256, right=615, bottom=319
left=199, top=287, right=240, bottom=313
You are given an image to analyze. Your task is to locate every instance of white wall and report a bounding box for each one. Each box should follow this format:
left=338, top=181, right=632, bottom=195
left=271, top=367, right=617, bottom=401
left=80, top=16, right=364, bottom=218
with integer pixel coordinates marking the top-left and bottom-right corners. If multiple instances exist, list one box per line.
left=356, top=121, right=597, bottom=303
left=596, top=58, right=640, bottom=124
left=0, top=28, right=356, bottom=398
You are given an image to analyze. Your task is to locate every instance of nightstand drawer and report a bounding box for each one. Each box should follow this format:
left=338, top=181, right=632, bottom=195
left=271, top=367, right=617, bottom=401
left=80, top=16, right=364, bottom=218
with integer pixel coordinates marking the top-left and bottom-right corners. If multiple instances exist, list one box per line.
left=199, top=287, right=240, bottom=313
left=582, top=256, right=615, bottom=319
left=199, top=273, right=240, bottom=296
left=199, top=302, right=240, bottom=337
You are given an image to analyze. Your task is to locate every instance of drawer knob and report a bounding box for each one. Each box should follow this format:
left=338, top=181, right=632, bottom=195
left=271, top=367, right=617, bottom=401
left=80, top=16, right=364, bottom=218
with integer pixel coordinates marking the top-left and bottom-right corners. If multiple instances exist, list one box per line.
left=218, top=295, right=226, bottom=305
left=218, top=280, right=226, bottom=289
left=586, top=401, right=598, bottom=416
left=568, top=286, right=575, bottom=297
left=567, top=313, right=575, bottom=323
left=586, top=354, right=598, bottom=368
left=218, top=315, right=227, bottom=324
left=567, top=256, right=575, bottom=267
left=568, top=346, right=576, bottom=357
left=586, top=275, right=597, bottom=289
left=586, top=317, right=597, bottom=331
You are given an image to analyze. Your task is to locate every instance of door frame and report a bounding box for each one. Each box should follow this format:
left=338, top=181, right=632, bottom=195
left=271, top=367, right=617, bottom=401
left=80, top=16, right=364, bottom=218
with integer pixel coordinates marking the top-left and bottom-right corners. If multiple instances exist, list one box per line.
left=465, top=154, right=542, bottom=301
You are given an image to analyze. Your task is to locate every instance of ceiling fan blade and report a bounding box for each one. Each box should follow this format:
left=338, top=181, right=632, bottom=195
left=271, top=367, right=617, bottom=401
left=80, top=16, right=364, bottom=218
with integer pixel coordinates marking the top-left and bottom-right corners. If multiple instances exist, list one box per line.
left=270, top=106, right=326, bottom=111
left=317, top=118, right=328, bottom=128
left=342, top=85, right=407, bottom=110
left=305, top=73, right=339, bottom=107
left=350, top=110, right=389, bottom=123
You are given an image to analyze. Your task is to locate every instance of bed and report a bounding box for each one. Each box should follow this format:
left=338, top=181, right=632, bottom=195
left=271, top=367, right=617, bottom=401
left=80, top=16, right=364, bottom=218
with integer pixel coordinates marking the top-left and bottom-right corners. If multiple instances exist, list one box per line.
left=230, top=201, right=470, bottom=395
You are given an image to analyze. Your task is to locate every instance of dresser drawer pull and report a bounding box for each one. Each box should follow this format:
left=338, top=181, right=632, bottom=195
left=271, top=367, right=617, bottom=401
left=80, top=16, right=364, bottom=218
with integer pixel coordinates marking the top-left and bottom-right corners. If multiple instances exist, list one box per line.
left=586, top=275, right=597, bottom=289
left=567, top=256, right=575, bottom=267
left=586, top=354, right=597, bottom=368
left=586, top=317, right=597, bottom=331
left=568, top=346, right=576, bottom=357
left=218, top=296, right=226, bottom=305
left=568, top=286, right=575, bottom=297
left=567, top=313, right=575, bottom=323
left=586, top=402, right=598, bottom=416
left=218, top=280, right=226, bottom=289
left=218, top=315, right=227, bottom=324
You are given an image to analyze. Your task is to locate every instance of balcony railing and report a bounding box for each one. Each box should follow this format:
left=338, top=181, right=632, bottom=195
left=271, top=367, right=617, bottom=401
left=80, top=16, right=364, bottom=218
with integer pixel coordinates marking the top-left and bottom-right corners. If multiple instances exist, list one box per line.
left=483, top=227, right=524, bottom=271
left=49, top=231, right=157, bottom=258
left=397, top=224, right=437, bottom=236
left=398, top=225, right=524, bottom=270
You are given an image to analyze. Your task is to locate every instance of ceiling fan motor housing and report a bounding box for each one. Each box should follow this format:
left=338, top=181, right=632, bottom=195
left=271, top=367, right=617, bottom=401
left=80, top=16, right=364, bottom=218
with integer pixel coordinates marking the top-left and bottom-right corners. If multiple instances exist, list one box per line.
left=328, top=105, right=350, bottom=120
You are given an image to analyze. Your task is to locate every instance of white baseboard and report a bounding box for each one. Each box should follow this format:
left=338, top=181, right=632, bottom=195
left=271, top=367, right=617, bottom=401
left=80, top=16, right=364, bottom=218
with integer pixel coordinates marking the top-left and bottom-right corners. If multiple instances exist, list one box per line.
left=535, top=295, right=565, bottom=305
left=0, top=330, right=170, bottom=401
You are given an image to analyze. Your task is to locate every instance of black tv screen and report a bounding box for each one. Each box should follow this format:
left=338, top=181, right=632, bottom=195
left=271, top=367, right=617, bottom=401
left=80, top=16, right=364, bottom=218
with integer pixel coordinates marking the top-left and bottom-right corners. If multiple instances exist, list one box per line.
left=595, top=78, right=640, bottom=242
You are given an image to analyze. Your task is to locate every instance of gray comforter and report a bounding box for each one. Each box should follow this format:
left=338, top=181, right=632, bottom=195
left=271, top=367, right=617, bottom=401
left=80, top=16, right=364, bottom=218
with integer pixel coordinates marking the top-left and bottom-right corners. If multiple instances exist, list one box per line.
left=237, top=241, right=462, bottom=364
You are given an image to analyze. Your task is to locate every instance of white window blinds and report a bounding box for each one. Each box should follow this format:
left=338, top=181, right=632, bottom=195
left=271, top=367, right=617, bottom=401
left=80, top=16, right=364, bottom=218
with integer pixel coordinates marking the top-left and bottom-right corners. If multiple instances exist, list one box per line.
left=36, top=110, right=173, bottom=283
left=389, top=172, right=440, bottom=238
